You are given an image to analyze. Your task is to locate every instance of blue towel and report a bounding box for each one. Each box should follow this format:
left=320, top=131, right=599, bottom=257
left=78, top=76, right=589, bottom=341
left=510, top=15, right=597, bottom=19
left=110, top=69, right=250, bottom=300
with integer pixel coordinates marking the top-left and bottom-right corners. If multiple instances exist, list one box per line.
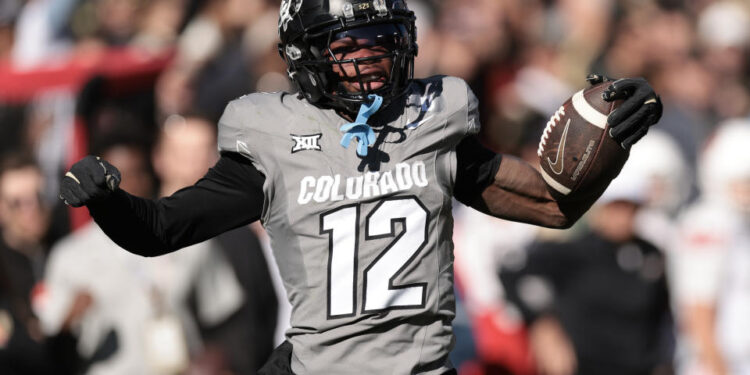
left=340, top=95, right=383, bottom=157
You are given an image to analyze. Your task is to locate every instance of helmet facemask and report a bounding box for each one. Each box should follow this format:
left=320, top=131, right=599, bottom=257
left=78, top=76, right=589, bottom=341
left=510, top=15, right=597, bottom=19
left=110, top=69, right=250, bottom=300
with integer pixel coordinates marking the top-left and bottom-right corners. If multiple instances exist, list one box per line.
left=312, top=23, right=413, bottom=108
left=280, top=5, right=417, bottom=115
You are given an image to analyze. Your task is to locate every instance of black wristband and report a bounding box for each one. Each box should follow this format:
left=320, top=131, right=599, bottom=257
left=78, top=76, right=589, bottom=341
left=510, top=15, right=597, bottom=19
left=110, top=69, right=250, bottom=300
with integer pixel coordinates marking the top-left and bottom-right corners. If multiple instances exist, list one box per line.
left=454, top=136, right=503, bottom=206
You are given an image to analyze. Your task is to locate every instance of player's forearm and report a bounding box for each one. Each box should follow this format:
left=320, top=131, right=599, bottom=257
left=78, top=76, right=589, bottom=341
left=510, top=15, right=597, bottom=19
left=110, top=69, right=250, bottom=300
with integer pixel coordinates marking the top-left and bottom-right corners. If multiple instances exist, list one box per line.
left=88, top=189, right=187, bottom=256
left=479, top=156, right=588, bottom=228
left=88, top=153, right=266, bottom=257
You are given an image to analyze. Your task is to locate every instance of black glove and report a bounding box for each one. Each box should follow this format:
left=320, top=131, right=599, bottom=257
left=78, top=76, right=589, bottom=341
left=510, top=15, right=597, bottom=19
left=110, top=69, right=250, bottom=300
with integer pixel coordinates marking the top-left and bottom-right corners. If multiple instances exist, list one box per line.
left=586, top=74, right=663, bottom=150
left=59, top=156, right=121, bottom=207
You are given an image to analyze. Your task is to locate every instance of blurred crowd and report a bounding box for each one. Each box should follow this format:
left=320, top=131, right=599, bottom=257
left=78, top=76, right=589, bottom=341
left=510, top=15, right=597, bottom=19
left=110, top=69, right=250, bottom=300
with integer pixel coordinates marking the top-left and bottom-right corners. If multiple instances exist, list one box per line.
left=0, top=0, right=748, bottom=374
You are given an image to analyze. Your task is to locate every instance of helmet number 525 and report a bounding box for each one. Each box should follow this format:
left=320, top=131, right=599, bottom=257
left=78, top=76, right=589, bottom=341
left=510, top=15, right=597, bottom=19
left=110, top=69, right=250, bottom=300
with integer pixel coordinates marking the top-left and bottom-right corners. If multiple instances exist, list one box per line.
left=321, top=197, right=428, bottom=319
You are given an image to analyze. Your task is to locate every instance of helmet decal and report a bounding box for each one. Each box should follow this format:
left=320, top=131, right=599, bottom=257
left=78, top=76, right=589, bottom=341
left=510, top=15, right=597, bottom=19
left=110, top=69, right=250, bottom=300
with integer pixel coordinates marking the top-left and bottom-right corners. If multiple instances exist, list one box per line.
left=279, top=0, right=303, bottom=32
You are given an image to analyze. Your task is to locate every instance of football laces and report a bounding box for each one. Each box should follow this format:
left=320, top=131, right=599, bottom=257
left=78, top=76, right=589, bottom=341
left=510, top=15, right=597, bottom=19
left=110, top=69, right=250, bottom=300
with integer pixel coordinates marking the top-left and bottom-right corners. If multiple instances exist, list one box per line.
left=538, top=105, right=567, bottom=157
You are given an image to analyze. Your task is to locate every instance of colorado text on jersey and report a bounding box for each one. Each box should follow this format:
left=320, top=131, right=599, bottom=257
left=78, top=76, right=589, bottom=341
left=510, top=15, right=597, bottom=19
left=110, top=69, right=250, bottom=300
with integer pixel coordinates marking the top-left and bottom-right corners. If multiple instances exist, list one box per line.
left=297, top=161, right=429, bottom=204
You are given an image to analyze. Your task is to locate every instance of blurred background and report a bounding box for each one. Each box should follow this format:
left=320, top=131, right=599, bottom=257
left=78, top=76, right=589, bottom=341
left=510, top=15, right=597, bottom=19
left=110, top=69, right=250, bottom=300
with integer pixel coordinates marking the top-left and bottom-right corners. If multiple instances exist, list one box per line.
left=0, top=0, right=748, bottom=374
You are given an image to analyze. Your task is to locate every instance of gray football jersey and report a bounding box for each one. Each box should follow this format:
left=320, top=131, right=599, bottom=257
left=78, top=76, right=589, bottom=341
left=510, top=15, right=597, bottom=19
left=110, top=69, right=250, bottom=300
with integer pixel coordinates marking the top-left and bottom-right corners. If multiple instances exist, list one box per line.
left=218, top=76, right=480, bottom=374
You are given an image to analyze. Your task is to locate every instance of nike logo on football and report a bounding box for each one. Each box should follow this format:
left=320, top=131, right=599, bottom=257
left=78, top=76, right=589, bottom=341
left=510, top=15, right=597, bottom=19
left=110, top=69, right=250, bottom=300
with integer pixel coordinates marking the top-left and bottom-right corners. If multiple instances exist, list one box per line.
left=547, top=118, right=571, bottom=175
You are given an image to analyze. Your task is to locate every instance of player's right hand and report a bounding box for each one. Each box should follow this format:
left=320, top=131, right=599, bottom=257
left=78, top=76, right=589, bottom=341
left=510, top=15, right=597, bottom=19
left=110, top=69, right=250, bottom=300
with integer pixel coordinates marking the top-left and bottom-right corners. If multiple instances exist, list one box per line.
left=586, top=74, right=663, bottom=150
left=59, top=156, right=121, bottom=207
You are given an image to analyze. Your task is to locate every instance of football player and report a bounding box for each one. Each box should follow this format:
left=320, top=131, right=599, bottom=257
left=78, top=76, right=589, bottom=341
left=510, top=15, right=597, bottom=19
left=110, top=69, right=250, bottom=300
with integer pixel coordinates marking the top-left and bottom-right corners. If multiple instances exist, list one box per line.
left=58, top=1, right=662, bottom=374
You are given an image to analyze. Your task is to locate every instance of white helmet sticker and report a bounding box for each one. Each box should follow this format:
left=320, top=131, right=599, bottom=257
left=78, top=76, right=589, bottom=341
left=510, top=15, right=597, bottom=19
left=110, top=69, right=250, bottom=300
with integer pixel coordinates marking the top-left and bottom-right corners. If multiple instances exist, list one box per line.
left=279, top=0, right=303, bottom=32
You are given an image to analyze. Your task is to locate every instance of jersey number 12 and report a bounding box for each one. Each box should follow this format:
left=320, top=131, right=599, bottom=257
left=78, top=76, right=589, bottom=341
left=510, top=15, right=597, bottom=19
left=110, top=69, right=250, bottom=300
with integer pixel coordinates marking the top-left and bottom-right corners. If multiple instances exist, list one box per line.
left=321, top=196, right=429, bottom=319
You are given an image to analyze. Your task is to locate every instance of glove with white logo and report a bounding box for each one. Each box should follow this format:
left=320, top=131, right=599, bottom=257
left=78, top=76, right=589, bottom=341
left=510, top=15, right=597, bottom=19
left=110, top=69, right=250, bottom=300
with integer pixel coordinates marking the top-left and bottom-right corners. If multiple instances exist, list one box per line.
left=587, top=74, right=663, bottom=150
left=59, top=156, right=121, bottom=207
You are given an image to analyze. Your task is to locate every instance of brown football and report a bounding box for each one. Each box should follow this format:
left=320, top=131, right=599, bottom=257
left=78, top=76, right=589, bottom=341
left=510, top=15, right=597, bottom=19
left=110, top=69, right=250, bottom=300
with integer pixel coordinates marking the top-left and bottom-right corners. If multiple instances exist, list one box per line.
left=537, top=82, right=629, bottom=201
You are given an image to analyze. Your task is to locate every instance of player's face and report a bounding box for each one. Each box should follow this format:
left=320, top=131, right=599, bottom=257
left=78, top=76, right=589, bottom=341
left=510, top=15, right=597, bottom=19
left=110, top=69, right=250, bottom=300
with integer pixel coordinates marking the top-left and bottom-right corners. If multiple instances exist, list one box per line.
left=0, top=167, right=50, bottom=246
left=591, top=200, right=639, bottom=243
left=324, top=24, right=406, bottom=93
left=327, top=38, right=393, bottom=92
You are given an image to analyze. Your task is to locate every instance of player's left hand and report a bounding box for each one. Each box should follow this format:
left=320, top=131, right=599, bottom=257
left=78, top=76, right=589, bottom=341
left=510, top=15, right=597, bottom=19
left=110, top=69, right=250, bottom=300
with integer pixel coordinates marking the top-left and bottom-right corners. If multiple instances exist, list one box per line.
left=59, top=156, right=121, bottom=207
left=587, top=74, right=663, bottom=150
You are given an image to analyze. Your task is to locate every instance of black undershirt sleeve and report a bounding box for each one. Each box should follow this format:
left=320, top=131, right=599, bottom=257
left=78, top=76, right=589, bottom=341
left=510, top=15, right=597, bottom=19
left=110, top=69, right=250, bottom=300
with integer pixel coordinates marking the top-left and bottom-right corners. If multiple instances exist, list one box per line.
left=88, top=152, right=266, bottom=257
left=453, top=135, right=503, bottom=207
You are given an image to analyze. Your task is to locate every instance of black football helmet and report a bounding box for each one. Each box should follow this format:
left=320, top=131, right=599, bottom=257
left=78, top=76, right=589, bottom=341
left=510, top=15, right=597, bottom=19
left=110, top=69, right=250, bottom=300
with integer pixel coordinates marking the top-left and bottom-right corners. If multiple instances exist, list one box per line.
left=278, top=0, right=418, bottom=114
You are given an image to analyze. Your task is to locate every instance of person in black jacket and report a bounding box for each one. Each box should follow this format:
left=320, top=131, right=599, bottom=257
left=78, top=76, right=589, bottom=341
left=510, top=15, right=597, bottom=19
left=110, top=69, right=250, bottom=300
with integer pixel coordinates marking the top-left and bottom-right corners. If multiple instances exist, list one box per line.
left=501, top=173, right=673, bottom=375
left=0, top=154, right=77, bottom=375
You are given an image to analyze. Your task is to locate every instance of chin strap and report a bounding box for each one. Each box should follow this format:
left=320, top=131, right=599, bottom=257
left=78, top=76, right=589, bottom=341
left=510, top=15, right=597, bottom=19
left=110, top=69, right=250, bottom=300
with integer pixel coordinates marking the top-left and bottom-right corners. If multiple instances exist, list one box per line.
left=340, top=94, right=383, bottom=157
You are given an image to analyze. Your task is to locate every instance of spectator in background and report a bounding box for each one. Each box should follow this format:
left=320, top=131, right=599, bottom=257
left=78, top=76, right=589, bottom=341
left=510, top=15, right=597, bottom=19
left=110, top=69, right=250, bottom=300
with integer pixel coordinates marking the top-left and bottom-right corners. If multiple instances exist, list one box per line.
left=157, top=0, right=271, bottom=123
left=11, top=0, right=77, bottom=69
left=64, top=0, right=182, bottom=50
left=0, top=154, right=73, bottom=375
left=152, top=113, right=278, bottom=374
left=452, top=123, right=553, bottom=375
left=452, top=203, right=539, bottom=375
left=696, top=1, right=750, bottom=121
left=0, top=0, right=19, bottom=60
left=670, top=120, right=750, bottom=375
left=623, top=129, right=692, bottom=251
left=39, top=123, right=246, bottom=375
left=501, top=166, right=673, bottom=375
left=454, top=125, right=691, bottom=375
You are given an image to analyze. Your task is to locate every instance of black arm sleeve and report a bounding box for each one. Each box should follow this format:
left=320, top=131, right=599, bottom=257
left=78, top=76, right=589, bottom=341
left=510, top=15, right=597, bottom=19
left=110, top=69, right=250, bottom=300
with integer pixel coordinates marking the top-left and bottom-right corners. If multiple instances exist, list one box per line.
left=87, top=152, right=265, bottom=257
left=454, top=135, right=503, bottom=206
